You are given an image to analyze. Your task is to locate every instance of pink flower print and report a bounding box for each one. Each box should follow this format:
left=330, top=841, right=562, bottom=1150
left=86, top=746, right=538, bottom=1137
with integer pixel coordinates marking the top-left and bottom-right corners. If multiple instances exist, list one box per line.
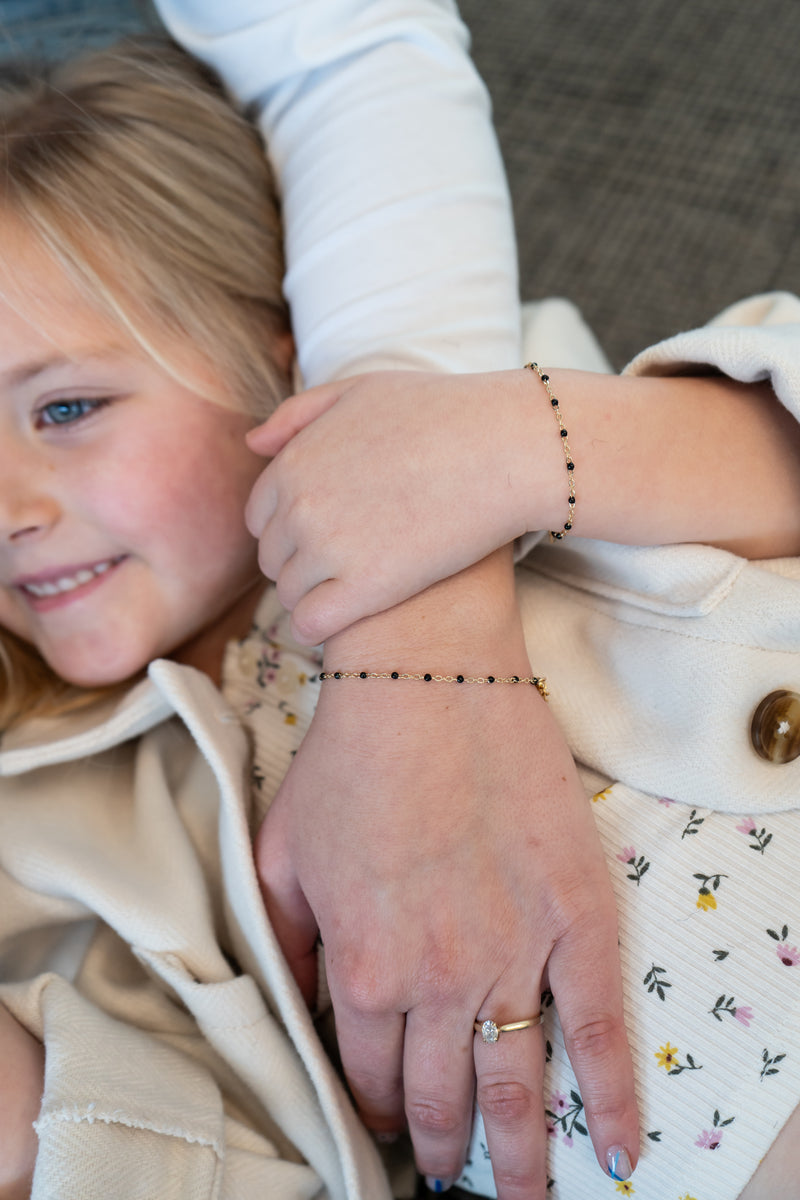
left=546, top=1119, right=556, bottom=1139
left=549, top=1091, right=569, bottom=1115
left=617, top=846, right=636, bottom=863
left=734, top=1006, right=754, bottom=1027
left=657, top=796, right=676, bottom=806
left=695, top=1129, right=723, bottom=1150
left=776, top=944, right=800, bottom=966
left=736, top=817, right=757, bottom=835
left=563, top=1134, right=573, bottom=1148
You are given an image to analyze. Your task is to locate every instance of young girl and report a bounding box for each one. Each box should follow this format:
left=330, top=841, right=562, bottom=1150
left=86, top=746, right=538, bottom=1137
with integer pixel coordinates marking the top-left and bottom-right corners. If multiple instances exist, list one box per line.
left=244, top=293, right=800, bottom=1200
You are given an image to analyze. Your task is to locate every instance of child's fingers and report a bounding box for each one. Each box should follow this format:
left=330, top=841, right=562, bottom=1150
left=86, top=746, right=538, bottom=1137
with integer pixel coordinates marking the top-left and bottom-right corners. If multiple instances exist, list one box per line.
left=246, top=380, right=350, bottom=456
left=289, top=578, right=382, bottom=645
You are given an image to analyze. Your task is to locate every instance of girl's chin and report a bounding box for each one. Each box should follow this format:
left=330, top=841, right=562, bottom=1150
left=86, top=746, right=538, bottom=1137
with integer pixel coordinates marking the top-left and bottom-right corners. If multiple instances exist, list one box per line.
left=43, top=646, right=156, bottom=690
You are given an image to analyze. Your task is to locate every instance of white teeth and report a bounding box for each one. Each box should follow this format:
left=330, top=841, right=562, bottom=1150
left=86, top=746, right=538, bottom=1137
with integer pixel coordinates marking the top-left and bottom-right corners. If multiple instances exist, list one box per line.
left=22, top=559, right=118, bottom=598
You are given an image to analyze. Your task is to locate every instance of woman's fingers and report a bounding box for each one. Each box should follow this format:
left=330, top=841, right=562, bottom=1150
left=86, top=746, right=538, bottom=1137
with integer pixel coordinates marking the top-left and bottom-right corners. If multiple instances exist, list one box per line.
left=547, top=896, right=639, bottom=1183
left=327, top=972, right=408, bottom=1137
left=400, top=1004, right=476, bottom=1186
left=254, top=804, right=320, bottom=1007
left=472, top=1014, right=548, bottom=1200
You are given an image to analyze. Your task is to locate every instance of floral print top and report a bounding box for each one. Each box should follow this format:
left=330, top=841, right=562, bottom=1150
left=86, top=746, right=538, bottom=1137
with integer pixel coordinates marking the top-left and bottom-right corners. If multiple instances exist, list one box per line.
left=222, top=589, right=800, bottom=1200
left=457, top=777, right=800, bottom=1199
left=221, top=587, right=323, bottom=830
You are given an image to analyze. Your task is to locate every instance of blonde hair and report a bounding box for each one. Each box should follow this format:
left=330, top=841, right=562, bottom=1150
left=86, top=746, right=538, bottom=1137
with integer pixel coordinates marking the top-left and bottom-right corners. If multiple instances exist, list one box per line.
left=0, top=36, right=292, bottom=730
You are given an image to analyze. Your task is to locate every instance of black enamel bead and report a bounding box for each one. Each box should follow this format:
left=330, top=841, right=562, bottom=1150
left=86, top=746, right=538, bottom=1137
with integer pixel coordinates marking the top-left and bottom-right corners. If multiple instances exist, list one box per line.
left=360, top=672, right=367, bottom=678
left=391, top=671, right=399, bottom=679
left=487, top=676, right=495, bottom=683
left=456, top=675, right=464, bottom=683
left=424, top=673, right=432, bottom=681
left=560, top=429, right=568, bottom=438
left=567, top=461, right=575, bottom=470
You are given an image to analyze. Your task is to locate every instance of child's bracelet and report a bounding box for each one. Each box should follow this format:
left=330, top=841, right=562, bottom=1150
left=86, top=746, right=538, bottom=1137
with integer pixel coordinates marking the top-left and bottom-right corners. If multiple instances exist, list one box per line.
left=319, top=670, right=549, bottom=699
left=525, top=362, right=575, bottom=541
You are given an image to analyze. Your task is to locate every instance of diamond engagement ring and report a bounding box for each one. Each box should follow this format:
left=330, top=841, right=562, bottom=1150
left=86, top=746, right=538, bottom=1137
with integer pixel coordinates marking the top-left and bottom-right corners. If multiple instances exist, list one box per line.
left=474, top=1015, right=543, bottom=1044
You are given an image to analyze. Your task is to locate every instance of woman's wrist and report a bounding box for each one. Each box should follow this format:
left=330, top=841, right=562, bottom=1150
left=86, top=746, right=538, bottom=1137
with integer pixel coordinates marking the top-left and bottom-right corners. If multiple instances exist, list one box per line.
left=321, top=547, right=528, bottom=675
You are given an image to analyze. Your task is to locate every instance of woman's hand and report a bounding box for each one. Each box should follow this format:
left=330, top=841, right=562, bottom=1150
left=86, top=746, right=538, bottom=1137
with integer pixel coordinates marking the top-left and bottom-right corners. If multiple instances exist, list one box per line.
left=254, top=553, right=639, bottom=1198
left=0, top=1003, right=43, bottom=1199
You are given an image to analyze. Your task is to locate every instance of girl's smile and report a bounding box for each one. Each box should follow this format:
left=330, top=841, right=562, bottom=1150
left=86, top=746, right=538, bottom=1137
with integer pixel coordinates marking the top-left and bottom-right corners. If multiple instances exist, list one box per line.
left=0, top=232, right=269, bottom=687
left=14, top=555, right=127, bottom=606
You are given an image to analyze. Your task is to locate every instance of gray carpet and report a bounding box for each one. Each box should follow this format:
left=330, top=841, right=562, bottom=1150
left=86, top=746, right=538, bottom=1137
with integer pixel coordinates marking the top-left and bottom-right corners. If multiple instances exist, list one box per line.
left=460, top=0, right=800, bottom=367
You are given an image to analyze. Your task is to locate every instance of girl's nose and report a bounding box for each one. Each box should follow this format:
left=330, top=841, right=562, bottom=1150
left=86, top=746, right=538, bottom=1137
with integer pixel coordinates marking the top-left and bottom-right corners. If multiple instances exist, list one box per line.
left=0, top=467, right=60, bottom=543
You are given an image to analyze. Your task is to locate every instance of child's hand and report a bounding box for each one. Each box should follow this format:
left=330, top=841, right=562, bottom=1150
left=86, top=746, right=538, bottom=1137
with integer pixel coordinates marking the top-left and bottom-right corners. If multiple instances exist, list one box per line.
left=245, top=370, right=563, bottom=644
left=0, top=1003, right=43, bottom=1199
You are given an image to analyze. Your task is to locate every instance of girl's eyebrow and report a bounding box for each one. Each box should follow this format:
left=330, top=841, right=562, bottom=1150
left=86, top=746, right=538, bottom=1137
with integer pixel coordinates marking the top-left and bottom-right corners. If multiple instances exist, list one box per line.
left=3, top=350, right=125, bottom=387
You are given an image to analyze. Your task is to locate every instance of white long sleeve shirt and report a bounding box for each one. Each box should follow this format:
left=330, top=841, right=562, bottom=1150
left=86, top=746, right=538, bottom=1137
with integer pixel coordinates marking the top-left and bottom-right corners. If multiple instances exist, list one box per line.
left=154, top=0, right=522, bottom=383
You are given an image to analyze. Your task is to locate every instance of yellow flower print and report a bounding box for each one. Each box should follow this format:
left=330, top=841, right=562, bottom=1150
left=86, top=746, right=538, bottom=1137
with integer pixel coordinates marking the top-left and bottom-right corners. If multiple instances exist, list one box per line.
left=679, top=1194, right=698, bottom=1200
left=284, top=712, right=297, bottom=725
left=298, top=672, right=307, bottom=685
left=696, top=890, right=717, bottom=911
left=655, top=1042, right=679, bottom=1070
left=615, top=1183, right=634, bottom=1196
left=592, top=787, right=612, bottom=803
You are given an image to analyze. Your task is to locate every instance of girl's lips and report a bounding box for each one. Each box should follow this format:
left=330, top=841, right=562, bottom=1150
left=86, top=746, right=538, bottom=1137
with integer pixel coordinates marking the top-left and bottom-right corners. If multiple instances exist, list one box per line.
left=16, top=556, right=127, bottom=611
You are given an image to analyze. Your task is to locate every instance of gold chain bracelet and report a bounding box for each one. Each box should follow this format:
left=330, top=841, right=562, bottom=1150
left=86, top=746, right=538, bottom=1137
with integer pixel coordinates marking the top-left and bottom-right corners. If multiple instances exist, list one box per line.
left=319, top=670, right=549, bottom=699
left=525, top=362, right=575, bottom=540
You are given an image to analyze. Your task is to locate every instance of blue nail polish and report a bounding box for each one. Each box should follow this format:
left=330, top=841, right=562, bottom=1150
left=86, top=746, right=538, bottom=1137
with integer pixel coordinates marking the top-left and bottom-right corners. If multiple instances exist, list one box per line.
left=425, top=1178, right=455, bottom=1194
left=606, top=1145, right=632, bottom=1181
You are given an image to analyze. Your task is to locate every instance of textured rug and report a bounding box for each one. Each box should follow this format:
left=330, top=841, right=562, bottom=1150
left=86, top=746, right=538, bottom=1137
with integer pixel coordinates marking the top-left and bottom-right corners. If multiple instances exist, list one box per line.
left=460, top=0, right=800, bottom=366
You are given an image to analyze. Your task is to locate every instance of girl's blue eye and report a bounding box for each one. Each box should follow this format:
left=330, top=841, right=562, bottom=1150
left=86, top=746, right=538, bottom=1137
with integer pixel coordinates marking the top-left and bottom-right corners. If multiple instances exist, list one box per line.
left=37, top=397, right=108, bottom=427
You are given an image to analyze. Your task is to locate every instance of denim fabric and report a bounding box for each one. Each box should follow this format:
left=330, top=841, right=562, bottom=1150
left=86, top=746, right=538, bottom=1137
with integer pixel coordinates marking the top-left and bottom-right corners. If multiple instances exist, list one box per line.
left=0, top=0, right=161, bottom=63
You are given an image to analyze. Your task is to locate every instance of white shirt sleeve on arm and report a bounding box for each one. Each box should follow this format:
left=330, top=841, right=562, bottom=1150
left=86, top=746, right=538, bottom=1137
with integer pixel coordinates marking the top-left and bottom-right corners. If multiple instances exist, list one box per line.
left=153, top=0, right=521, bottom=383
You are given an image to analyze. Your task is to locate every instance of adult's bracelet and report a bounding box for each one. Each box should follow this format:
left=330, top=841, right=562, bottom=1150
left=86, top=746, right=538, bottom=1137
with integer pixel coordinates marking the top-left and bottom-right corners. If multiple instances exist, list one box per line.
left=319, top=670, right=549, bottom=700
left=525, top=361, right=575, bottom=540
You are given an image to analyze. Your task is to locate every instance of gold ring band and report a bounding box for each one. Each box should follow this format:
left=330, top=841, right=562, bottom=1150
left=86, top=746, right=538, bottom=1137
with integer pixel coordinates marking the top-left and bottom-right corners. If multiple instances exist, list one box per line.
left=474, top=1015, right=543, bottom=1044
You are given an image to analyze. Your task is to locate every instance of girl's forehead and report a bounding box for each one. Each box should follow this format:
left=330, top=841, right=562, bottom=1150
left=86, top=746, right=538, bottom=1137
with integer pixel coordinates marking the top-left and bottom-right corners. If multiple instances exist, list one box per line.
left=0, top=223, right=224, bottom=401
left=0, top=225, right=122, bottom=357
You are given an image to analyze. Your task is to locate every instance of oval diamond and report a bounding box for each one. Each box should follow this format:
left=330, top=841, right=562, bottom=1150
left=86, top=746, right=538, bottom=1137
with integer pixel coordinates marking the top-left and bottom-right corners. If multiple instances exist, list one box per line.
left=481, top=1020, right=499, bottom=1044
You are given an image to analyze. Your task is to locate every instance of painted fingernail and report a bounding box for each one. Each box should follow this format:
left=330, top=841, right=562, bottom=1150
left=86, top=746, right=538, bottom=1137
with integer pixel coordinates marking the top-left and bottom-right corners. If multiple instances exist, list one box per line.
left=425, top=1178, right=455, bottom=1194
left=606, top=1145, right=633, bottom=1181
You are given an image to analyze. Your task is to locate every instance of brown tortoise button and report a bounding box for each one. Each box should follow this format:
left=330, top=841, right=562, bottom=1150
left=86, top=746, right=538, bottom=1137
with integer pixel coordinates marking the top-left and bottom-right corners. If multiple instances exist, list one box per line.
left=750, top=690, right=800, bottom=763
